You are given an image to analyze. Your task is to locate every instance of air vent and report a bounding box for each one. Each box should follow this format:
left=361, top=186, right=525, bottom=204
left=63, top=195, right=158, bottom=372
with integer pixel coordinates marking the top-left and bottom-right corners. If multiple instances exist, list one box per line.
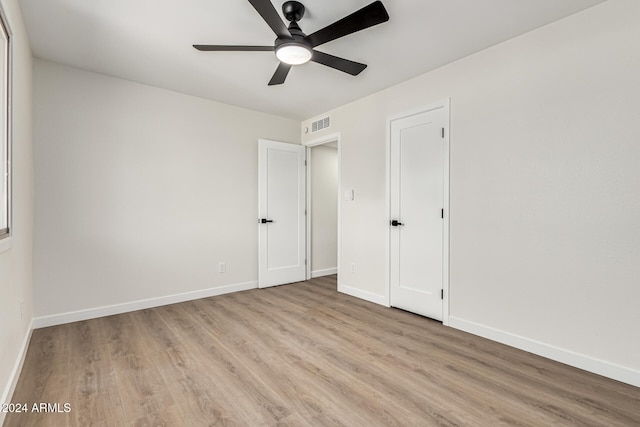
left=311, top=116, right=331, bottom=133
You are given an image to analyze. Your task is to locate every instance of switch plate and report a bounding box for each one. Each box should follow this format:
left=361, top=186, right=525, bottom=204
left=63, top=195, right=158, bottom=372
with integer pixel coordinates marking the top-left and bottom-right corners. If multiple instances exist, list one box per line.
left=219, top=262, right=226, bottom=273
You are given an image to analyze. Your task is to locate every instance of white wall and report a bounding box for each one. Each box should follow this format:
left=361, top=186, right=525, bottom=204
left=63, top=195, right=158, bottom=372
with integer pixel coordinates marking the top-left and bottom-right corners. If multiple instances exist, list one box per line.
left=302, top=0, right=640, bottom=385
left=33, top=60, right=300, bottom=323
left=0, top=0, right=33, bottom=417
left=310, top=144, right=338, bottom=275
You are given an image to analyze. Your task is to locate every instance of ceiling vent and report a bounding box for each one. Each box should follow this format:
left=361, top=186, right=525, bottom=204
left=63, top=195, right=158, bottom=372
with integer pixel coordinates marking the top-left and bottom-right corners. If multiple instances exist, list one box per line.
left=311, top=115, right=330, bottom=133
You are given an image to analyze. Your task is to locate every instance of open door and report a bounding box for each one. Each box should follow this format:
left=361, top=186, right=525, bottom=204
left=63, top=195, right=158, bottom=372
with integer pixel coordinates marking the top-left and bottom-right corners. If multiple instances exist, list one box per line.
left=258, top=139, right=306, bottom=288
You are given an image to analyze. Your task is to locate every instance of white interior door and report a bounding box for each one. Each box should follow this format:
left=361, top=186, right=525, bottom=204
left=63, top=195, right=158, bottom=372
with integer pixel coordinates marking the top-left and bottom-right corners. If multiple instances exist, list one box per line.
left=258, top=139, right=306, bottom=288
left=390, top=107, right=447, bottom=320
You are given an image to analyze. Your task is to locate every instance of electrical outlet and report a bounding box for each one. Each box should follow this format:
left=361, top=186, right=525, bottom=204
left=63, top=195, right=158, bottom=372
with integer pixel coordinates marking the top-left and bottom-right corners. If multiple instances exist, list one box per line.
left=350, top=262, right=356, bottom=273
left=219, top=262, right=226, bottom=273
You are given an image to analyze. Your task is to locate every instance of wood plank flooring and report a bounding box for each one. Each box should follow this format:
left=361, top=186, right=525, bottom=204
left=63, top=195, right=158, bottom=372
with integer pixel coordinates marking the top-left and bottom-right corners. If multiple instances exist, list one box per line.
left=4, top=275, right=640, bottom=426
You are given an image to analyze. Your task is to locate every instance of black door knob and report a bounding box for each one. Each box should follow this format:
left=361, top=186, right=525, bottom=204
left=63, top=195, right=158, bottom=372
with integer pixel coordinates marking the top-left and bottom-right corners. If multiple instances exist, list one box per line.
left=390, top=219, right=403, bottom=226
left=260, top=218, right=274, bottom=224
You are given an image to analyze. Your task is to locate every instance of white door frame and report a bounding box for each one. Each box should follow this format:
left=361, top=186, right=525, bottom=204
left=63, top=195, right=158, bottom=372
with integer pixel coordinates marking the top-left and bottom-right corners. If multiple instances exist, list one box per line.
left=303, top=132, right=342, bottom=281
left=385, top=99, right=451, bottom=325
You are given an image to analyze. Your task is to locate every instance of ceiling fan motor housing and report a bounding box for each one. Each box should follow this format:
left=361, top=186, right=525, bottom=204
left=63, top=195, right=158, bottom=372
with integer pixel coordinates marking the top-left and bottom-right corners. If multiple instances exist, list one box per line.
left=275, top=18, right=309, bottom=48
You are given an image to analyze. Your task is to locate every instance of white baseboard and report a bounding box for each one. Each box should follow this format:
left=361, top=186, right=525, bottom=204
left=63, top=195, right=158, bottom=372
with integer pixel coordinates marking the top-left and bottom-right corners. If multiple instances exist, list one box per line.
left=1, top=319, right=33, bottom=426
left=33, top=281, right=258, bottom=329
left=448, top=316, right=640, bottom=388
left=311, top=268, right=337, bottom=278
left=338, top=283, right=388, bottom=307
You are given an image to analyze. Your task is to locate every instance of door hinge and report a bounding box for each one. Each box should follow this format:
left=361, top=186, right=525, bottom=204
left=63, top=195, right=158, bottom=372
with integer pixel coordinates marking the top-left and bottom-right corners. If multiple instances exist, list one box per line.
left=304, top=160, right=307, bottom=166
left=441, top=289, right=444, bottom=300
left=441, top=209, right=444, bottom=219
left=305, top=259, right=307, bottom=265
left=442, top=128, right=445, bottom=138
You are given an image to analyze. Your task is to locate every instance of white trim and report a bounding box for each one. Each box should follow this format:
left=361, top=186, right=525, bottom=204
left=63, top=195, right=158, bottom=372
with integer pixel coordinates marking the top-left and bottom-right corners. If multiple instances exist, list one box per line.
left=441, top=99, right=451, bottom=326
left=385, top=115, right=391, bottom=309
left=311, top=267, right=337, bottom=278
left=0, top=2, right=12, bottom=242
left=0, top=320, right=32, bottom=426
left=304, top=132, right=341, bottom=282
left=338, top=283, right=388, bottom=307
left=385, top=98, right=451, bottom=323
left=305, top=147, right=312, bottom=280
left=449, top=316, right=640, bottom=388
left=33, top=281, right=258, bottom=329
left=302, top=132, right=341, bottom=148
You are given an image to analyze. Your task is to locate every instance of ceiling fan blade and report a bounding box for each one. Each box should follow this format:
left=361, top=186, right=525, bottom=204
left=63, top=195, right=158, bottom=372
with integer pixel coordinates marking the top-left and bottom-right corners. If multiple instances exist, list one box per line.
left=311, top=50, right=367, bottom=76
left=248, top=0, right=292, bottom=39
left=304, top=1, right=389, bottom=48
left=268, top=62, right=292, bottom=86
left=193, top=45, right=274, bottom=51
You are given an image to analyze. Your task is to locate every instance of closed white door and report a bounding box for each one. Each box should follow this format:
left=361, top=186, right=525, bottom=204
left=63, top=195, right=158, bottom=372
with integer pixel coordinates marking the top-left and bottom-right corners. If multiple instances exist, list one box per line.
left=258, top=139, right=306, bottom=288
left=390, top=108, right=447, bottom=320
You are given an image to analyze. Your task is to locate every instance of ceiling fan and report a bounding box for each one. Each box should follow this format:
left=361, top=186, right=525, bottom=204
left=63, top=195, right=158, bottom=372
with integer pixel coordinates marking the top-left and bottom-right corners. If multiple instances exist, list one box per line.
left=193, top=0, right=389, bottom=86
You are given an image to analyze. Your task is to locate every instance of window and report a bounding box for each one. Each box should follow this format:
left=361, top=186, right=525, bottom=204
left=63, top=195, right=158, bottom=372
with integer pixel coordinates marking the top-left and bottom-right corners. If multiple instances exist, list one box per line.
left=0, top=9, right=9, bottom=240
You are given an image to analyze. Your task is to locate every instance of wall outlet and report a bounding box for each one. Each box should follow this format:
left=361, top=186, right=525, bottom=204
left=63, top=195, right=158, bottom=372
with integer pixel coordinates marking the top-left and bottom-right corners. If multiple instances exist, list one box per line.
left=218, top=262, right=226, bottom=273
left=350, top=262, right=356, bottom=273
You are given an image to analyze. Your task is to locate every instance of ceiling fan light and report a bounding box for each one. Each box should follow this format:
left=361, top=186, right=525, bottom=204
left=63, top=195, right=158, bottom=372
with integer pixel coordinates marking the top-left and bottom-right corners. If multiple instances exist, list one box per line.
left=276, top=43, right=312, bottom=65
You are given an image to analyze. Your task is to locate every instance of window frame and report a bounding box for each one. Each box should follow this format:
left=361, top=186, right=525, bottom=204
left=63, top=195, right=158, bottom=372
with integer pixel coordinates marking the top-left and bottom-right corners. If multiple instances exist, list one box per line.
left=0, top=4, right=11, bottom=241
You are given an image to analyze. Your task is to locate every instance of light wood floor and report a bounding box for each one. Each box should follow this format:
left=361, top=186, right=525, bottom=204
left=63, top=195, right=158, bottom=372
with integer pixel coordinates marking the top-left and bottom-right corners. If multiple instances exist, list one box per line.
left=4, top=275, right=640, bottom=426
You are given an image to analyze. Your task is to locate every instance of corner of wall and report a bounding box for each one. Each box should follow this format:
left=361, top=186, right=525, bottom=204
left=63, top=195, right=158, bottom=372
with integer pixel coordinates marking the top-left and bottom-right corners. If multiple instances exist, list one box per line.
left=0, top=0, right=35, bottom=415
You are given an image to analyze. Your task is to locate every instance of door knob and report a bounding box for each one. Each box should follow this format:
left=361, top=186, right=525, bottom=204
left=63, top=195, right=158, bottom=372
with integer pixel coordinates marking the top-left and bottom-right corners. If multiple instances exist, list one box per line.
left=260, top=218, right=274, bottom=224
left=390, top=219, right=403, bottom=226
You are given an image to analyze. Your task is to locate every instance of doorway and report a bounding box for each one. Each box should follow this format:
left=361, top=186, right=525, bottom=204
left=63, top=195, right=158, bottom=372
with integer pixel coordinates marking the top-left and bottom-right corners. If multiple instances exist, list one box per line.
left=305, top=134, right=341, bottom=282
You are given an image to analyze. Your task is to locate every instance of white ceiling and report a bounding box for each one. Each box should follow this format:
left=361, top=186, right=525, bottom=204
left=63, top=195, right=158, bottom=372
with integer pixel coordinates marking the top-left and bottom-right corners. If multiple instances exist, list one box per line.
left=19, top=0, right=605, bottom=120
